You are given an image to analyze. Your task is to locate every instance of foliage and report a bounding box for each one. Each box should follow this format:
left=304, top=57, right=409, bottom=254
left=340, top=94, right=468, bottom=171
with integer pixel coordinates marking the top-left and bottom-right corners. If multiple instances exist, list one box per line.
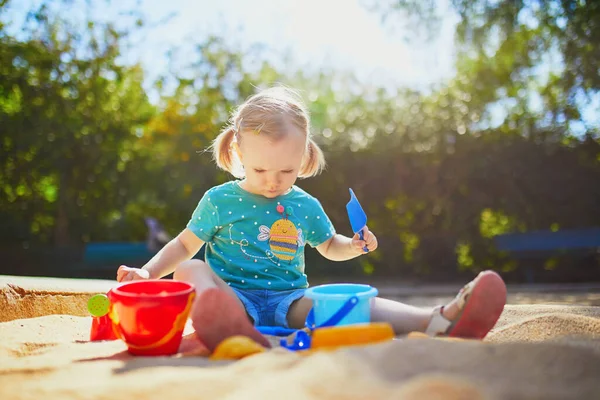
left=1, top=0, right=599, bottom=281
left=0, top=1, right=153, bottom=246
left=377, top=0, right=600, bottom=139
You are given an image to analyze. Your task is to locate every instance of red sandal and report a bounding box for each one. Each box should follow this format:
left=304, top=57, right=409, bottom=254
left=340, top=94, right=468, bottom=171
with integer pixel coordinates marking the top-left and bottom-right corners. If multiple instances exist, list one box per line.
left=425, top=270, right=507, bottom=339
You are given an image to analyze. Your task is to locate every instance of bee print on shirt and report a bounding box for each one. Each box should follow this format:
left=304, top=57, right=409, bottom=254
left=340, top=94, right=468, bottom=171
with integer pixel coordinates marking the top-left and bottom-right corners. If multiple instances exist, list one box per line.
left=258, top=204, right=304, bottom=261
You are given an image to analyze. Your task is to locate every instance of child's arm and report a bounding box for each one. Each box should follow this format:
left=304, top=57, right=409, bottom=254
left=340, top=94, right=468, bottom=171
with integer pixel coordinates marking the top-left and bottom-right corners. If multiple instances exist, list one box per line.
left=117, top=228, right=205, bottom=281
left=316, top=226, right=378, bottom=262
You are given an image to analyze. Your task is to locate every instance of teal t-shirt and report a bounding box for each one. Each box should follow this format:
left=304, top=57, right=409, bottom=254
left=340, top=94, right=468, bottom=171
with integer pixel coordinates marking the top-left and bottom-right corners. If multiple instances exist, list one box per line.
left=186, top=181, right=336, bottom=290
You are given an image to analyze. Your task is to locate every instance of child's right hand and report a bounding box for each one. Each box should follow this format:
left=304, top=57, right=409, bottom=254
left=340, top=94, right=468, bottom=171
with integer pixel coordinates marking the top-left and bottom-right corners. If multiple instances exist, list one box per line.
left=116, top=265, right=150, bottom=282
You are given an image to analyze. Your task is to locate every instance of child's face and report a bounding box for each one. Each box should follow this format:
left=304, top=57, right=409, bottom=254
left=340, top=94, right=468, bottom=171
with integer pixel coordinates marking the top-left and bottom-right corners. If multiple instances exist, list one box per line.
left=237, top=128, right=306, bottom=198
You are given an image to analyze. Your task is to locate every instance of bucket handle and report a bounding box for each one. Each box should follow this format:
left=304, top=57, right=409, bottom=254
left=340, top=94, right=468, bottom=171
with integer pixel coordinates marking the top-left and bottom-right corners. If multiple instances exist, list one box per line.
left=305, top=295, right=360, bottom=330
left=109, top=292, right=195, bottom=351
left=275, top=295, right=360, bottom=351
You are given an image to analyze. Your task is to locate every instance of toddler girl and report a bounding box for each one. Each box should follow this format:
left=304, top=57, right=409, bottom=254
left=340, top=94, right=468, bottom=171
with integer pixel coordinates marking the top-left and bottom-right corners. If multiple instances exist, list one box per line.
left=117, top=86, right=506, bottom=351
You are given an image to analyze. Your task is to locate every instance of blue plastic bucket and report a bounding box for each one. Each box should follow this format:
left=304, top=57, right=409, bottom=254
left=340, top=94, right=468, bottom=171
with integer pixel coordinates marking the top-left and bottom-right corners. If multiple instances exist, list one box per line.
left=304, top=283, right=378, bottom=326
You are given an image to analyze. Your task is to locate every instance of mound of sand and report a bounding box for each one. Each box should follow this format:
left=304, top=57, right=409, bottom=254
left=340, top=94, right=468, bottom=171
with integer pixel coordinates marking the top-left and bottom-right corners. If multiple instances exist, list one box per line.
left=0, top=275, right=114, bottom=322
left=1, top=276, right=600, bottom=399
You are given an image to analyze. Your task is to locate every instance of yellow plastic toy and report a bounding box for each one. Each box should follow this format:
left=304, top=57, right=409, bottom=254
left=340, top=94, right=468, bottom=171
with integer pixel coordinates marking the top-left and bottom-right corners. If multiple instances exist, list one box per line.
left=210, top=335, right=267, bottom=360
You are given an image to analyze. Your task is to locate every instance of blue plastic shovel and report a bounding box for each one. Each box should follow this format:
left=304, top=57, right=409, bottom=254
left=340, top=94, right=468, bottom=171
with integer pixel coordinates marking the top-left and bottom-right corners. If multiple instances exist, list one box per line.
left=346, top=188, right=369, bottom=253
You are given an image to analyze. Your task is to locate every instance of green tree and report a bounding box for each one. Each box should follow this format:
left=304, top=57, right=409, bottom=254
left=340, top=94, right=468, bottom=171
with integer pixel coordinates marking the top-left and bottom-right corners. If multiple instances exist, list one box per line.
left=373, top=0, right=600, bottom=140
left=0, top=1, right=153, bottom=246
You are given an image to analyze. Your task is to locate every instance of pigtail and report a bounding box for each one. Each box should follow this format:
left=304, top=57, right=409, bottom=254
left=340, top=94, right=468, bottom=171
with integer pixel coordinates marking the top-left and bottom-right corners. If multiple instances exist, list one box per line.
left=299, top=137, right=326, bottom=178
left=211, top=127, right=236, bottom=174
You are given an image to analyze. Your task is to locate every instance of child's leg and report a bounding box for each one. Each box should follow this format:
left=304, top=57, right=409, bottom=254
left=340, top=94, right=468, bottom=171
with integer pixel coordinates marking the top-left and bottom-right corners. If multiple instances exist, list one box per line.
left=370, top=298, right=433, bottom=333
left=286, top=295, right=433, bottom=332
left=174, top=260, right=271, bottom=350
left=286, top=297, right=313, bottom=329
left=375, top=270, right=506, bottom=338
left=286, top=271, right=506, bottom=339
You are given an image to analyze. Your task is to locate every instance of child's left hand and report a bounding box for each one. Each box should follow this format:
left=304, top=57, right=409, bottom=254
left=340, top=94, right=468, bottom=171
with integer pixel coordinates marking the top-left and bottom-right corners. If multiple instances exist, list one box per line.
left=351, top=225, right=378, bottom=254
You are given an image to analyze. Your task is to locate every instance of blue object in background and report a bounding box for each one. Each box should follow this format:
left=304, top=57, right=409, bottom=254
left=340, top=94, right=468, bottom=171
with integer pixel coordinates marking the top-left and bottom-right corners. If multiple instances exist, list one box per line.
left=83, top=242, right=154, bottom=266
left=494, top=228, right=600, bottom=254
left=82, top=242, right=205, bottom=270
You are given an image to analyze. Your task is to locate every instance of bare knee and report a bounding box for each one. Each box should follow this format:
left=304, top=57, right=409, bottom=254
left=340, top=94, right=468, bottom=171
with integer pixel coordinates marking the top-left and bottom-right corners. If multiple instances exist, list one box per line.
left=173, top=260, right=214, bottom=288
left=173, top=260, right=242, bottom=307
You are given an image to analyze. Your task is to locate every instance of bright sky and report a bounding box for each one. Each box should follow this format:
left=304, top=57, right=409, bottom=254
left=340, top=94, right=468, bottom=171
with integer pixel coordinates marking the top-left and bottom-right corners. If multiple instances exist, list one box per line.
left=5, top=0, right=596, bottom=132
left=130, top=0, right=457, bottom=89
left=5, top=0, right=458, bottom=92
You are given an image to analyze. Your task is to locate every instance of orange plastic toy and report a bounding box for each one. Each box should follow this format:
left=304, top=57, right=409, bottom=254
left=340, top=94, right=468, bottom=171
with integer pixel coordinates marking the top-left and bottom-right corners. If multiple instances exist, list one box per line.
left=310, top=322, right=394, bottom=349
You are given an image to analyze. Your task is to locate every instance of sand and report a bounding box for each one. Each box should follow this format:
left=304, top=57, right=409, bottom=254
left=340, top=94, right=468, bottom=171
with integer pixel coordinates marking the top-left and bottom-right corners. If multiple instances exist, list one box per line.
left=1, top=276, right=600, bottom=399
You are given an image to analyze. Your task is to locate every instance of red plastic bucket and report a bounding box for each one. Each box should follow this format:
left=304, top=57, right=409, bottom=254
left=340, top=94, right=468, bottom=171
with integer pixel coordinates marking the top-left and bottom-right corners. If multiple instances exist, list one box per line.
left=108, top=280, right=195, bottom=356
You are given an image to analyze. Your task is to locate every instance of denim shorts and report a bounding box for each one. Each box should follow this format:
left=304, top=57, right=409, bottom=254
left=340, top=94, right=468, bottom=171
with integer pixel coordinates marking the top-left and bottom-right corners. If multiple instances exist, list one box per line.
left=231, top=288, right=306, bottom=328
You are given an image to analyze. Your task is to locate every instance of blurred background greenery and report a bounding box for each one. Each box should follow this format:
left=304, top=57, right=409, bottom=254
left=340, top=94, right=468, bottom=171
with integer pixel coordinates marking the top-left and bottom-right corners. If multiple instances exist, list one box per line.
left=1, top=0, right=599, bottom=283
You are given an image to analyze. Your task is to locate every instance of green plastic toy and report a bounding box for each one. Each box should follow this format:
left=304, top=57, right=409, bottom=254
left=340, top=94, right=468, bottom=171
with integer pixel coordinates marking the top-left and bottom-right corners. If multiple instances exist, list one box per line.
left=87, top=294, right=110, bottom=317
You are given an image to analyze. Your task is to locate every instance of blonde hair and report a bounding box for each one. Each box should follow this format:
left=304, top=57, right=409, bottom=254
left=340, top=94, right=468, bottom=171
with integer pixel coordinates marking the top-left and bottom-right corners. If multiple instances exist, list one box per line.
left=211, top=86, right=326, bottom=178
